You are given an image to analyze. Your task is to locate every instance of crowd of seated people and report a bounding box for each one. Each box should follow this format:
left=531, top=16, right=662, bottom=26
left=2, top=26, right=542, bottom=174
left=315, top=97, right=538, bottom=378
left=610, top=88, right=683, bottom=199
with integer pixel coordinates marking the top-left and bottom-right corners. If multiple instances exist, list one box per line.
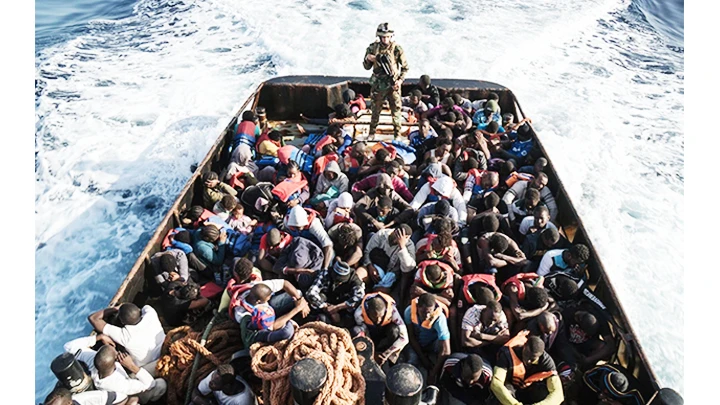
left=46, top=79, right=644, bottom=405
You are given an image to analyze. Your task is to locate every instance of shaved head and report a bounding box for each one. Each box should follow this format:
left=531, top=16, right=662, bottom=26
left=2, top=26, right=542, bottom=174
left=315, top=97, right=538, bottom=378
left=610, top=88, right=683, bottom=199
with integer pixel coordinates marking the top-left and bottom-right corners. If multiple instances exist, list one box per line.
left=118, top=303, right=141, bottom=326
left=94, top=345, right=117, bottom=374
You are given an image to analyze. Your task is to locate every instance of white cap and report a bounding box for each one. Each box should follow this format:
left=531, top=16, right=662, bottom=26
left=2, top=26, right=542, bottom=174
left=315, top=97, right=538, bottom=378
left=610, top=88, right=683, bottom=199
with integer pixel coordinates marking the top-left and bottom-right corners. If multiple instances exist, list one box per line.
left=287, top=205, right=309, bottom=227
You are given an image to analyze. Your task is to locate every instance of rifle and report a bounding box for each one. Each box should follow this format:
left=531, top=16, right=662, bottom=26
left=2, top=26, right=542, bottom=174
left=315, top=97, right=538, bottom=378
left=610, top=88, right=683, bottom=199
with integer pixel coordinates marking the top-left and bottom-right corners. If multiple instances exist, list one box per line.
left=377, top=53, right=397, bottom=81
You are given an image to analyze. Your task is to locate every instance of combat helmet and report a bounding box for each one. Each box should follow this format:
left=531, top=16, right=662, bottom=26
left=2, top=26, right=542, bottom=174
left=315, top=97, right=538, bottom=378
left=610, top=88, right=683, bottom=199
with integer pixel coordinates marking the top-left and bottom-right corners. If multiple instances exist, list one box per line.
left=376, top=23, right=394, bottom=37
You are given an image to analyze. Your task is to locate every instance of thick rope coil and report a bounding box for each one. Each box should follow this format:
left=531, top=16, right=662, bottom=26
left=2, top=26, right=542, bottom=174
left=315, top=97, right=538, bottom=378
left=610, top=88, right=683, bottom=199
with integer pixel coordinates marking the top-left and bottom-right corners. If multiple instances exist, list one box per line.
left=156, top=320, right=244, bottom=405
left=250, top=321, right=366, bottom=405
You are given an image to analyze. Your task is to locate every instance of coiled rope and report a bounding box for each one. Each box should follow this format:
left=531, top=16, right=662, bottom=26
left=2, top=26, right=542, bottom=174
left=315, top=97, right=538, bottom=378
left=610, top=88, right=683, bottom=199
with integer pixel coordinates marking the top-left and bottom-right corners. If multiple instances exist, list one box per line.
left=156, top=316, right=244, bottom=405
left=250, top=321, right=366, bottom=405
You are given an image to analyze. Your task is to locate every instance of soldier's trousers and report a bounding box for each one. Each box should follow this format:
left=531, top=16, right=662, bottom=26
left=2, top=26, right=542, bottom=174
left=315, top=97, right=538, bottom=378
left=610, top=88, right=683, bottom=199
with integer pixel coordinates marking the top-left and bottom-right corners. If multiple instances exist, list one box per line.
left=369, top=86, right=402, bottom=138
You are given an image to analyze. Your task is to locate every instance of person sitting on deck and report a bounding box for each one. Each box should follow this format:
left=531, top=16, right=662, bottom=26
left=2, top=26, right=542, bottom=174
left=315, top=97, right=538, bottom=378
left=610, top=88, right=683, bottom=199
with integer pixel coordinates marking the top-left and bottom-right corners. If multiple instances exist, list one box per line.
left=257, top=129, right=283, bottom=158
left=411, top=176, right=468, bottom=225
left=361, top=195, right=401, bottom=236
left=191, top=364, right=257, bottom=405
left=225, top=203, right=256, bottom=235
left=477, top=232, right=527, bottom=277
left=160, top=280, right=211, bottom=328
left=521, top=227, right=571, bottom=272
left=416, top=200, right=459, bottom=234
left=408, top=118, right=438, bottom=153
left=357, top=147, right=393, bottom=178
left=415, top=74, right=441, bottom=108
left=306, top=259, right=365, bottom=327
left=415, top=231, right=461, bottom=271
left=254, top=228, right=292, bottom=274
left=238, top=284, right=310, bottom=349
left=213, top=194, right=239, bottom=222
left=312, top=160, right=349, bottom=208
left=424, top=137, right=455, bottom=168
left=463, top=169, right=500, bottom=212
left=451, top=93, right=474, bottom=116
left=507, top=187, right=541, bottom=229
left=489, top=332, right=564, bottom=405
left=232, top=110, right=260, bottom=149
left=43, top=387, right=138, bottom=405
left=342, top=141, right=374, bottom=180
left=574, top=364, right=645, bottom=405
left=352, top=162, right=414, bottom=202
left=62, top=335, right=167, bottom=404
left=343, top=88, right=367, bottom=114
left=327, top=222, right=366, bottom=277
left=352, top=291, right=409, bottom=366
left=87, top=303, right=165, bottom=376
left=363, top=225, right=416, bottom=302
left=402, top=89, right=429, bottom=118
left=222, top=258, right=306, bottom=324
left=353, top=174, right=414, bottom=239
left=283, top=205, right=334, bottom=272
left=410, top=259, right=458, bottom=308
left=460, top=300, right=510, bottom=360
left=225, top=144, right=259, bottom=189
left=554, top=307, right=617, bottom=376
left=472, top=93, right=501, bottom=126
left=501, top=172, right=558, bottom=220
left=495, top=121, right=535, bottom=167
left=526, top=310, right=564, bottom=355
left=272, top=236, right=325, bottom=291
left=536, top=244, right=591, bottom=277
left=451, top=275, right=502, bottom=345
left=202, top=171, right=238, bottom=210
left=501, top=276, right=550, bottom=332
left=150, top=248, right=190, bottom=288
left=518, top=205, right=558, bottom=241
left=322, top=192, right=354, bottom=229
left=424, top=97, right=472, bottom=137
left=438, top=353, right=494, bottom=405
left=403, top=293, right=452, bottom=385
left=276, top=144, right=315, bottom=177
left=191, top=224, right=228, bottom=274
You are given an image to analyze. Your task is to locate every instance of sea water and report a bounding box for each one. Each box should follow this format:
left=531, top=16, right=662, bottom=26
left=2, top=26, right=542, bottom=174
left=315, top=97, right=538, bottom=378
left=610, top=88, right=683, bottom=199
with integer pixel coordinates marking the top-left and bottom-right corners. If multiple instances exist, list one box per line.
left=35, top=0, right=683, bottom=401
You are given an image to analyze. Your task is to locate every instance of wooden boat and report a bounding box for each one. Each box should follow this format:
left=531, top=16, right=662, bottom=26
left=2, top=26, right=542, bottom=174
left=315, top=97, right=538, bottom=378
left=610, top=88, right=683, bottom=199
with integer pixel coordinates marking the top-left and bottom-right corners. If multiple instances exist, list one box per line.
left=87, top=75, right=679, bottom=404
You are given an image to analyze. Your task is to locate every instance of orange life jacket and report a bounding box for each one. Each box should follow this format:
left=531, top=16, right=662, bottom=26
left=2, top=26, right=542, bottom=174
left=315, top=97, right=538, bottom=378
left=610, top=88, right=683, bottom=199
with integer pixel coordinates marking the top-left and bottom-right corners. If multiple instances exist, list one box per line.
left=361, top=292, right=396, bottom=327
left=371, top=142, right=397, bottom=160
left=505, top=172, right=535, bottom=188
left=314, top=135, right=335, bottom=154
left=226, top=278, right=257, bottom=319
left=461, top=273, right=502, bottom=304
left=410, top=297, right=449, bottom=329
left=505, top=337, right=556, bottom=389
left=313, top=154, right=339, bottom=177
left=416, top=260, right=455, bottom=290
left=192, top=209, right=217, bottom=228
left=271, top=176, right=309, bottom=203
left=501, top=273, right=544, bottom=301
left=416, top=234, right=459, bottom=259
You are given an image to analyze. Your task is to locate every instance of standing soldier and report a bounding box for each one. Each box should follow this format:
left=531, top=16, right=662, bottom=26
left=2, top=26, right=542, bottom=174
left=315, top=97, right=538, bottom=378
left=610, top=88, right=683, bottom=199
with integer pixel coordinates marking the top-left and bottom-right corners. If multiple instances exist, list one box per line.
left=363, top=22, right=409, bottom=140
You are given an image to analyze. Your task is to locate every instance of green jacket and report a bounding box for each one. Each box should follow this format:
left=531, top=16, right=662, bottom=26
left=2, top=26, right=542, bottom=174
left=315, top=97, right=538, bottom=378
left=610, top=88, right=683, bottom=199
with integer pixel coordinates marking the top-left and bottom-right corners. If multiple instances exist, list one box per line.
left=363, top=41, right=409, bottom=89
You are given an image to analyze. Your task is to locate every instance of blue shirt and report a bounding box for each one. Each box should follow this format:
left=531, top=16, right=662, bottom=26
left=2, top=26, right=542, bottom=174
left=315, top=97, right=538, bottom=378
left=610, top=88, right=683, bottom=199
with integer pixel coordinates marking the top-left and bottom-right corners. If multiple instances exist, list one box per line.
left=472, top=111, right=501, bottom=127
left=507, top=139, right=533, bottom=158
left=404, top=306, right=451, bottom=348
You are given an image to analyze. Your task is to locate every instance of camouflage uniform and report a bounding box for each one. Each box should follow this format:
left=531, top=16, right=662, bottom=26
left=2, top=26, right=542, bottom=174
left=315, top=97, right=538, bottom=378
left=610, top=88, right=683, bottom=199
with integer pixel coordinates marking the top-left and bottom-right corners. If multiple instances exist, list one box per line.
left=363, top=41, right=409, bottom=138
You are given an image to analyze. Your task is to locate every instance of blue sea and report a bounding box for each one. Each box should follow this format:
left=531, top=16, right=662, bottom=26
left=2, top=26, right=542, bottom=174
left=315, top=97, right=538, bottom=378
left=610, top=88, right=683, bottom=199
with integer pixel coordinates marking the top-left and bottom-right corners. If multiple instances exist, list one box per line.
left=35, top=0, right=683, bottom=402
